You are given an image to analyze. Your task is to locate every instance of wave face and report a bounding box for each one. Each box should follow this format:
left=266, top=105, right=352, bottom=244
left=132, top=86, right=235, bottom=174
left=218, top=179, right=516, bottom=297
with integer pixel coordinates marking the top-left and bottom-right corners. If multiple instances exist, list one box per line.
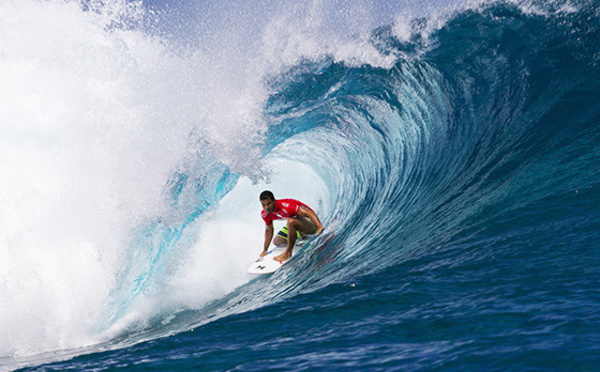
left=3, top=0, right=600, bottom=370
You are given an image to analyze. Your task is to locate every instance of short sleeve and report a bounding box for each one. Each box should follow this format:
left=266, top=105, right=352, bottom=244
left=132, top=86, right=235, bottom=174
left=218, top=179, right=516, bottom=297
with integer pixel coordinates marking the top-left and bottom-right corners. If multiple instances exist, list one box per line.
left=261, top=210, right=272, bottom=225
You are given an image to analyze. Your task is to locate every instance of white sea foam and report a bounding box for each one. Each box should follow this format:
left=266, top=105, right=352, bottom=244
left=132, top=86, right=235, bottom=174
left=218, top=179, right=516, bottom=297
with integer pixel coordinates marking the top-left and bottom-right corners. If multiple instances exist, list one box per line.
left=0, top=0, right=266, bottom=358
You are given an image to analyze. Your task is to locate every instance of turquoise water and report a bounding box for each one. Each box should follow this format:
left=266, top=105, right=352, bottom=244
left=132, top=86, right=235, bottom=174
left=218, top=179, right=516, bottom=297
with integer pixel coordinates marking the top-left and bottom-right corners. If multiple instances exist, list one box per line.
left=2, top=0, right=600, bottom=370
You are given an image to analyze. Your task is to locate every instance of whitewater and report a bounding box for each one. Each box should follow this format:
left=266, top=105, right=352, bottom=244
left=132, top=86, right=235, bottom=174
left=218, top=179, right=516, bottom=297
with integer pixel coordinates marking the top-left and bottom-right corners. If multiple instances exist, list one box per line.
left=1, top=0, right=600, bottom=370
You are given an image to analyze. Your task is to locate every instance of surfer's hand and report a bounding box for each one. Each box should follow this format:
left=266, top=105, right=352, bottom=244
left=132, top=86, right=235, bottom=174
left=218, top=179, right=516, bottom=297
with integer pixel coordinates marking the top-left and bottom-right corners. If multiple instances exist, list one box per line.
left=316, top=226, right=324, bottom=236
left=260, top=249, right=268, bottom=257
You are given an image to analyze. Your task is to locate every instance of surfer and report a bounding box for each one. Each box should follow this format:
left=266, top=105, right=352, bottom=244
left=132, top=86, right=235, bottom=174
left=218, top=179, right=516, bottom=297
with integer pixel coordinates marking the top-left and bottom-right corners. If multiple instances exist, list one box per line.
left=259, top=190, right=324, bottom=262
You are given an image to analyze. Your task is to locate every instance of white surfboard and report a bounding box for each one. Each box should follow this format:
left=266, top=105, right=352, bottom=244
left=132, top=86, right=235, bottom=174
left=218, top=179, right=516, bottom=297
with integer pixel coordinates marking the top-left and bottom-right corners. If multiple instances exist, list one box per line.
left=247, top=241, right=306, bottom=275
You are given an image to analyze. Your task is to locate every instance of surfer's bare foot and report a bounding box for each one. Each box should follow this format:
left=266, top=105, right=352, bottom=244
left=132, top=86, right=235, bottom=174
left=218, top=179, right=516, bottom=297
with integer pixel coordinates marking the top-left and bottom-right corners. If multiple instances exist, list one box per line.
left=273, top=252, right=292, bottom=262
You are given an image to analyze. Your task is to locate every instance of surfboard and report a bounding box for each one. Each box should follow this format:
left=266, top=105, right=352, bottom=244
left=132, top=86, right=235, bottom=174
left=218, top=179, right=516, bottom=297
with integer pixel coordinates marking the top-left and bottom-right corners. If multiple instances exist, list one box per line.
left=247, top=241, right=306, bottom=275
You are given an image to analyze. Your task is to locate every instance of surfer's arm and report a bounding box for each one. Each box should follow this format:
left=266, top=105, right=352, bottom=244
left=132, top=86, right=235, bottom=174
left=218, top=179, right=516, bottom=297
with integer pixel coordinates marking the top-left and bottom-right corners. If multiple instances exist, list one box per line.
left=299, top=206, right=324, bottom=235
left=263, top=223, right=274, bottom=255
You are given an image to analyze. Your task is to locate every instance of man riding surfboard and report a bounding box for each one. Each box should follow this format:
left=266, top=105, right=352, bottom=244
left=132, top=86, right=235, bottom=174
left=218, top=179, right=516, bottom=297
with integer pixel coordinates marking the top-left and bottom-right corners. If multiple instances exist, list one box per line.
left=259, top=190, right=324, bottom=262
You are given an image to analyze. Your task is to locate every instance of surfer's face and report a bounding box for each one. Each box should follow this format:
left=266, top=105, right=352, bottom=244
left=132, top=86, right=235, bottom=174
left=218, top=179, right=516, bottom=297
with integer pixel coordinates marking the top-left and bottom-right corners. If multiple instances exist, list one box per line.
left=261, top=198, right=276, bottom=214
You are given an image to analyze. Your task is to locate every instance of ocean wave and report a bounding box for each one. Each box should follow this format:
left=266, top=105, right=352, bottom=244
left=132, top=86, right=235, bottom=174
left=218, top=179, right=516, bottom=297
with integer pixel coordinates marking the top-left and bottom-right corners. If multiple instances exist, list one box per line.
left=2, top=0, right=600, bottom=369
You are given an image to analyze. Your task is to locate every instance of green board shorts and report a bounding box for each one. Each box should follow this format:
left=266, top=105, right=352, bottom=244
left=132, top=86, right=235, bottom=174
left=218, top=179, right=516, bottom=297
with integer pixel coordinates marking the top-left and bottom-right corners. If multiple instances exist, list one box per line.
left=276, top=225, right=306, bottom=240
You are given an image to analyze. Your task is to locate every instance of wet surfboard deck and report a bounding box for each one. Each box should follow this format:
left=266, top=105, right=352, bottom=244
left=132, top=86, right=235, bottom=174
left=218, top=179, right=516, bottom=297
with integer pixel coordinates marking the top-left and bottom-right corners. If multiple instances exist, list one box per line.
left=247, top=241, right=306, bottom=275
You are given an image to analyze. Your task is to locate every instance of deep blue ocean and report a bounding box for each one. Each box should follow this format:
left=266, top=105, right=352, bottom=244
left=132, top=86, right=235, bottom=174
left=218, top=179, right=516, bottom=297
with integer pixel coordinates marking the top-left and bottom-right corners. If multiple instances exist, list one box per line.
left=2, top=0, right=600, bottom=371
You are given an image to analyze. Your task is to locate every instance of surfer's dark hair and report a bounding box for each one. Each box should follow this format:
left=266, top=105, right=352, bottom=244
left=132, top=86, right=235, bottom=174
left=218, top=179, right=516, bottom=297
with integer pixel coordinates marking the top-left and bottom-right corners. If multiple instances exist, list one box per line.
left=260, top=190, right=275, bottom=201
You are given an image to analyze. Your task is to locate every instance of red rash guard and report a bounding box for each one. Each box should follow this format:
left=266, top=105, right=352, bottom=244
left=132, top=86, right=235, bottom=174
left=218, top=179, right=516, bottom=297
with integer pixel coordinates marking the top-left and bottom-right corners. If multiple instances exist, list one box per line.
left=261, top=199, right=313, bottom=226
